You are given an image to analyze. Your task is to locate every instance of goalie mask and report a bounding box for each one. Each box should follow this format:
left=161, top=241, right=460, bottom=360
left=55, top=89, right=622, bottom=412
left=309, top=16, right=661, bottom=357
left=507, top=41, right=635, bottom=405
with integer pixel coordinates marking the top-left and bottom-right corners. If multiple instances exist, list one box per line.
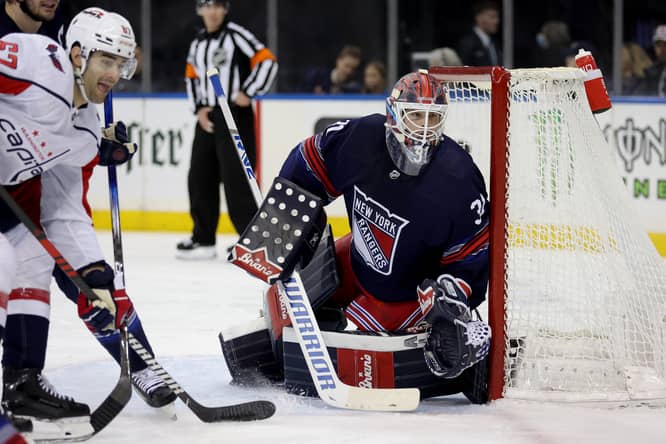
left=385, top=70, right=448, bottom=176
left=65, top=7, right=137, bottom=80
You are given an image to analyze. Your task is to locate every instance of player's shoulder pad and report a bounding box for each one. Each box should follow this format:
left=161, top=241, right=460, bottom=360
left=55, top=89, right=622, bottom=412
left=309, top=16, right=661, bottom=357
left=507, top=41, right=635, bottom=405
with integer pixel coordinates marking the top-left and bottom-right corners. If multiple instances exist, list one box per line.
left=1, top=33, right=73, bottom=105
left=318, top=114, right=384, bottom=148
left=433, top=136, right=485, bottom=185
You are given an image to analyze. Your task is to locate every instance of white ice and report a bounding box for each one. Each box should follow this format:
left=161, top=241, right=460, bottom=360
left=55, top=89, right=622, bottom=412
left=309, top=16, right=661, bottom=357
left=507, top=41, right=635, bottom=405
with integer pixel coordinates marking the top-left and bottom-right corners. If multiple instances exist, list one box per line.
left=42, top=232, right=665, bottom=444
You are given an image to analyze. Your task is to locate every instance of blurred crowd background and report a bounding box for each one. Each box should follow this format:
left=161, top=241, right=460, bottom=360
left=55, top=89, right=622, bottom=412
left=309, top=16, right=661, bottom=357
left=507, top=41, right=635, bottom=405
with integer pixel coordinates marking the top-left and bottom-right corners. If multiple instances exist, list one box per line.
left=60, top=0, right=666, bottom=96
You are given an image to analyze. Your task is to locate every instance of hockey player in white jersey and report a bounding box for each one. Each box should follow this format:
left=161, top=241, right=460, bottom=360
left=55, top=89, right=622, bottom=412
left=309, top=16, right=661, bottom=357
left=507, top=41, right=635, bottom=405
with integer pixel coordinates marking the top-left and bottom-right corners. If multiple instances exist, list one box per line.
left=0, top=9, right=172, bottom=435
left=0, top=234, right=26, bottom=444
left=0, top=30, right=95, bottom=442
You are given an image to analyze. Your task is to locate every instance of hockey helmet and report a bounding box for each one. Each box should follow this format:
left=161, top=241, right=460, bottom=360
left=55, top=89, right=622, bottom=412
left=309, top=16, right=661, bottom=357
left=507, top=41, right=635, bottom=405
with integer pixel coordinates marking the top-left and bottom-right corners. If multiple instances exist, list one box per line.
left=65, top=7, right=137, bottom=80
left=385, top=70, right=448, bottom=176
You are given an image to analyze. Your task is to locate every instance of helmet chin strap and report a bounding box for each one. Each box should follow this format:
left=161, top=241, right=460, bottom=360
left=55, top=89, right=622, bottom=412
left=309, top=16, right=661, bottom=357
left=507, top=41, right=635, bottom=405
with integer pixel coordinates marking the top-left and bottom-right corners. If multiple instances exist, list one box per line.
left=73, top=66, right=90, bottom=105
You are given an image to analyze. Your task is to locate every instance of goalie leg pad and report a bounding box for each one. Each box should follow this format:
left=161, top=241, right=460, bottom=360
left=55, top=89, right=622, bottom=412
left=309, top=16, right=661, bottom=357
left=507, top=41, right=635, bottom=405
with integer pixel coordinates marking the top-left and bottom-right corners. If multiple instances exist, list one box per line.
left=218, top=318, right=284, bottom=385
left=263, top=224, right=342, bottom=343
left=282, top=328, right=477, bottom=400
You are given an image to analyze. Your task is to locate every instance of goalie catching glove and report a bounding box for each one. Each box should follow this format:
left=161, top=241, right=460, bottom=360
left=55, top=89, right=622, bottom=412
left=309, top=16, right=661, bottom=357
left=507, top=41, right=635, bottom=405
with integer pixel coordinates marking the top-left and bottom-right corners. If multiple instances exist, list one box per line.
left=76, top=261, right=135, bottom=332
left=99, top=121, right=137, bottom=166
left=417, top=274, right=491, bottom=379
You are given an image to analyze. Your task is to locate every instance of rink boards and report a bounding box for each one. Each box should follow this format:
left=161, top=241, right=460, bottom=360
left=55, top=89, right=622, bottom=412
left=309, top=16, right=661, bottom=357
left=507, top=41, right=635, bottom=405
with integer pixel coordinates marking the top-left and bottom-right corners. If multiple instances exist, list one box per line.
left=87, top=95, right=666, bottom=255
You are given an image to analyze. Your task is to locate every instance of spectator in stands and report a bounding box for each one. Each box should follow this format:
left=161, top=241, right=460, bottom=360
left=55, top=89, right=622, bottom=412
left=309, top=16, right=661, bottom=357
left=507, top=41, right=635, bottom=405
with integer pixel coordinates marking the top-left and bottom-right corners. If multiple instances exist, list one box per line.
left=304, top=45, right=363, bottom=94
left=361, top=60, right=387, bottom=94
left=457, top=1, right=501, bottom=66
left=620, top=42, right=653, bottom=95
left=637, top=25, right=666, bottom=96
left=428, top=47, right=463, bottom=67
left=532, top=20, right=571, bottom=68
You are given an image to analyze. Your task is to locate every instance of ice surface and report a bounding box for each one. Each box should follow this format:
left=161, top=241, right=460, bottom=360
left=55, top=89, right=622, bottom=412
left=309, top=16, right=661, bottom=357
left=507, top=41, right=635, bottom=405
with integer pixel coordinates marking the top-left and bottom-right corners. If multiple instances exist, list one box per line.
left=42, top=232, right=665, bottom=444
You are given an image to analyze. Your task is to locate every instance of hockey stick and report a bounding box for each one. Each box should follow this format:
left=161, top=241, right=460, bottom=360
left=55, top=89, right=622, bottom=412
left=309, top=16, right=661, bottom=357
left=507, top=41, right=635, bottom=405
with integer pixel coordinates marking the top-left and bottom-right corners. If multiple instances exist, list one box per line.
left=0, top=185, right=132, bottom=441
left=101, top=95, right=275, bottom=422
left=103, top=92, right=126, bottom=290
left=34, top=326, right=131, bottom=444
left=128, top=336, right=276, bottom=421
left=207, top=69, right=420, bottom=411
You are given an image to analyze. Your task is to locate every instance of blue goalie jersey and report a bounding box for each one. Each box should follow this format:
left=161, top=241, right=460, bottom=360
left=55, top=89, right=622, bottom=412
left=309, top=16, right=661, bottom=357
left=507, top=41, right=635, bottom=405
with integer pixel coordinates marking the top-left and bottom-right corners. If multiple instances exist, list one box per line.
left=279, top=114, right=490, bottom=309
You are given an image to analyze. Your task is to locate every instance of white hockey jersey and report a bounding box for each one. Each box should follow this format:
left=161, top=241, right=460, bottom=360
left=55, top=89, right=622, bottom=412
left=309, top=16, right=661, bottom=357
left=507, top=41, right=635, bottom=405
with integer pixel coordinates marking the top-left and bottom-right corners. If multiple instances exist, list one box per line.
left=0, top=33, right=97, bottom=185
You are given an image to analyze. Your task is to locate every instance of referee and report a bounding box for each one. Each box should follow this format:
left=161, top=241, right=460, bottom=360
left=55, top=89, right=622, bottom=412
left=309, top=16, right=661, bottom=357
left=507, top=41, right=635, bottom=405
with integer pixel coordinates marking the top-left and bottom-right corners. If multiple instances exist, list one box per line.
left=178, top=0, right=277, bottom=260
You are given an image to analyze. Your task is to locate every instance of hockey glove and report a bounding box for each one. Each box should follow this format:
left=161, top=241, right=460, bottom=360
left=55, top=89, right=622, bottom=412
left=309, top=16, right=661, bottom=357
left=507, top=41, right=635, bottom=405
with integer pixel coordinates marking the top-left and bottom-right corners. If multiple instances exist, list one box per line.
left=99, top=121, right=137, bottom=166
left=417, top=274, right=491, bottom=379
left=76, top=261, right=135, bottom=332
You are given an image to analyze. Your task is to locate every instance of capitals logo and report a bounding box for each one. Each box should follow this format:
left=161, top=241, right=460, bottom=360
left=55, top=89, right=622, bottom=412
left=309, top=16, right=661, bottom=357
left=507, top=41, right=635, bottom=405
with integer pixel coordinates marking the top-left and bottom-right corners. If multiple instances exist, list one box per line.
left=45, top=44, right=64, bottom=73
left=351, top=186, right=408, bottom=275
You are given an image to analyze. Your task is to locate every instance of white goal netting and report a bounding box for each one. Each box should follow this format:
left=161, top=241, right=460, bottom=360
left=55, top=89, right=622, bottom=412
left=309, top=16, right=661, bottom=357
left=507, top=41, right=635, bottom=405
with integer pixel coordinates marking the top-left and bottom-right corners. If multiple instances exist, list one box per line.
left=433, top=67, right=666, bottom=403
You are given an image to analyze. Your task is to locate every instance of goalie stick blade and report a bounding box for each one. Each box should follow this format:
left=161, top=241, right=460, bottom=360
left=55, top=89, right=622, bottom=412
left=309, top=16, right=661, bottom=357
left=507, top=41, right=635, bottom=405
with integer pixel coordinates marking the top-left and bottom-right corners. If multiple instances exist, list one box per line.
left=278, top=274, right=421, bottom=412
left=33, top=326, right=132, bottom=443
left=329, top=385, right=420, bottom=412
left=127, top=335, right=276, bottom=422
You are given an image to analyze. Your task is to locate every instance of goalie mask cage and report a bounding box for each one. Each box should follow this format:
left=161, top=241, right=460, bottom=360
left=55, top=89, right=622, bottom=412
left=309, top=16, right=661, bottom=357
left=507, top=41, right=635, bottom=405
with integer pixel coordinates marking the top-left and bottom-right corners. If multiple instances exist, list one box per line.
left=429, top=66, right=666, bottom=404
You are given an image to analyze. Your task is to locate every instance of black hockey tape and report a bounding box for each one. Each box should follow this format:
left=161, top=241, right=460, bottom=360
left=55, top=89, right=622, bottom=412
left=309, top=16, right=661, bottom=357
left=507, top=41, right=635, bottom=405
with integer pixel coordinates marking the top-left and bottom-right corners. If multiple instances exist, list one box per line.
left=229, top=177, right=326, bottom=284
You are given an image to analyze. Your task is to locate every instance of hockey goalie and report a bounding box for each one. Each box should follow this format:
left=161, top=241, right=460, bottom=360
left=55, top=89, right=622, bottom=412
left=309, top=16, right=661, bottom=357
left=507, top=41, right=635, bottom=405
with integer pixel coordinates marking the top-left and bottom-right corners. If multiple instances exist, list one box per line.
left=222, top=70, right=491, bottom=404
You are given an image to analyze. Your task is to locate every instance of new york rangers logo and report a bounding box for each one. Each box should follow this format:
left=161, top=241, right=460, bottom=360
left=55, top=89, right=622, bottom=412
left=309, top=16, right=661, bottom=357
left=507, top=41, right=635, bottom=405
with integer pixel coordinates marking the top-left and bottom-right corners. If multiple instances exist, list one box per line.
left=45, top=44, right=64, bottom=73
left=351, top=186, right=408, bottom=275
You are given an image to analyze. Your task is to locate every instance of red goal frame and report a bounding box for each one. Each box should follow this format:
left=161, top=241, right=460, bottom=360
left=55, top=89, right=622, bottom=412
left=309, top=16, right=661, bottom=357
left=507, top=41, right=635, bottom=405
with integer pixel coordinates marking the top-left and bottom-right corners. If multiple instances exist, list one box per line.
left=429, top=66, right=511, bottom=401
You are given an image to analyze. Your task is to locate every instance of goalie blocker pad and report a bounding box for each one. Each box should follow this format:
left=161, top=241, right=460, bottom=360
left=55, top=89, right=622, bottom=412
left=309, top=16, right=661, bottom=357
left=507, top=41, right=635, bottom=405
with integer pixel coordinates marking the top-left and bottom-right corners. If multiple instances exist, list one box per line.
left=229, top=177, right=327, bottom=284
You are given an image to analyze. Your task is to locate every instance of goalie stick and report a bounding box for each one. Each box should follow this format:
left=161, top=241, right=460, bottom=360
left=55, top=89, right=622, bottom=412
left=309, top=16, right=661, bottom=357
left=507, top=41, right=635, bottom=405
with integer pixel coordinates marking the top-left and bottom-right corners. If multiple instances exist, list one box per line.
left=207, top=69, right=420, bottom=411
left=0, top=185, right=132, bottom=442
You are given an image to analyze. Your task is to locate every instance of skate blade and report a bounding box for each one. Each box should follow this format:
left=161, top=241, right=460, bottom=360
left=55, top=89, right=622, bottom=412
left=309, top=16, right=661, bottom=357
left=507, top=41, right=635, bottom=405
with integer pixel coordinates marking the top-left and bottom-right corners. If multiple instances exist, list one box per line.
left=23, top=415, right=93, bottom=443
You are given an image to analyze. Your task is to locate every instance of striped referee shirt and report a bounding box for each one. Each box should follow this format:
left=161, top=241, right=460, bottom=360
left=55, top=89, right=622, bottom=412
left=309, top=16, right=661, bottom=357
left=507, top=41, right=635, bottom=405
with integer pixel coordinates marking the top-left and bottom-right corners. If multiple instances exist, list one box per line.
left=185, top=19, right=278, bottom=114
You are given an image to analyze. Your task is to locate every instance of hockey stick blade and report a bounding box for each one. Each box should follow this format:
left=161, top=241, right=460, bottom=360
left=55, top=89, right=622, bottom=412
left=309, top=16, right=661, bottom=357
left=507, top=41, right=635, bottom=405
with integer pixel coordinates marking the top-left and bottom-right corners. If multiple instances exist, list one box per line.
left=128, top=335, right=275, bottom=421
left=278, top=274, right=420, bottom=411
left=33, top=326, right=132, bottom=443
left=90, top=325, right=132, bottom=432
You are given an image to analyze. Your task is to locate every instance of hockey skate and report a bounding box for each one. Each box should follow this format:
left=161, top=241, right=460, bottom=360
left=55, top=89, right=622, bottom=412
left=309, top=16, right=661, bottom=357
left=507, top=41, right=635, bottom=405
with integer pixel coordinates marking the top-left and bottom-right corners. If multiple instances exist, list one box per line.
left=175, top=239, right=217, bottom=260
left=2, top=367, right=92, bottom=441
left=131, top=367, right=177, bottom=418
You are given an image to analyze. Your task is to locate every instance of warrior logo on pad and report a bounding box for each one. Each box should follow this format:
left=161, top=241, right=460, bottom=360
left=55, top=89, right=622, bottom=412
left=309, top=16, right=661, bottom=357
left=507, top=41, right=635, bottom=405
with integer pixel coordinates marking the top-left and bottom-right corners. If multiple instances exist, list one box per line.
left=351, top=186, right=408, bottom=275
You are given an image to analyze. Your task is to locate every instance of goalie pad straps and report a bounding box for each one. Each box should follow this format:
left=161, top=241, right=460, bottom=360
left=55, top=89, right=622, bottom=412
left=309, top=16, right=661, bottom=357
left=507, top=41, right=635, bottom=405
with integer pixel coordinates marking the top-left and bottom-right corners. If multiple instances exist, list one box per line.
left=418, top=274, right=491, bottom=379
left=229, top=177, right=326, bottom=284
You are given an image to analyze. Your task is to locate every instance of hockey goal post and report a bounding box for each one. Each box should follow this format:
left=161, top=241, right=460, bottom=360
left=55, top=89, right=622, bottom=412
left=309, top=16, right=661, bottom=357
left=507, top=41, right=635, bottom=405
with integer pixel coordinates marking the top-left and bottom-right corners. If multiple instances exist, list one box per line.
left=429, top=66, right=666, bottom=403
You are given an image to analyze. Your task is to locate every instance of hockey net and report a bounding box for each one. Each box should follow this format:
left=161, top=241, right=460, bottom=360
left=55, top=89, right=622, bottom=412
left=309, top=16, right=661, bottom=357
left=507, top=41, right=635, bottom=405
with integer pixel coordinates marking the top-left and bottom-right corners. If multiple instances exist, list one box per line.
left=429, top=66, right=666, bottom=403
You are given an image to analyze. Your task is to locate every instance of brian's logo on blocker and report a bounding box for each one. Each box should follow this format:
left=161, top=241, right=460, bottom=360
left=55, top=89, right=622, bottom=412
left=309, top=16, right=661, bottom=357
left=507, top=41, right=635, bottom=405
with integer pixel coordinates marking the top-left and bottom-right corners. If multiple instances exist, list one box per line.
left=351, top=186, right=408, bottom=275
left=230, top=244, right=282, bottom=284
